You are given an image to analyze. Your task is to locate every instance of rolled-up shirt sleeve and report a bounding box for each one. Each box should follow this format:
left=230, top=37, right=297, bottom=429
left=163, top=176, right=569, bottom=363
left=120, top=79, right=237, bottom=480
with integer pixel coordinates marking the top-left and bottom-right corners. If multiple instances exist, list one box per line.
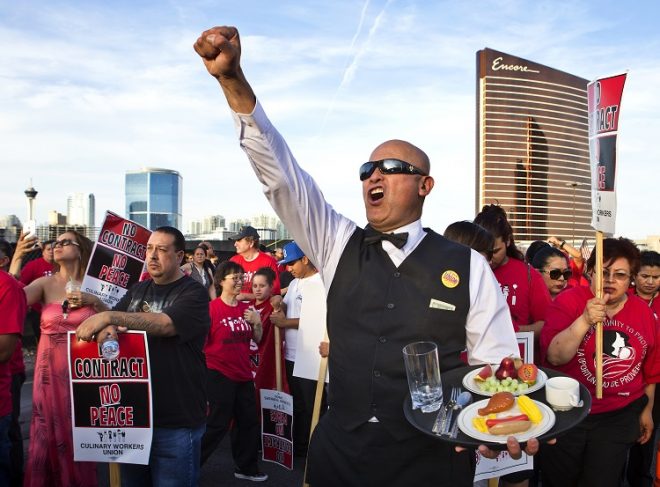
left=232, top=100, right=355, bottom=287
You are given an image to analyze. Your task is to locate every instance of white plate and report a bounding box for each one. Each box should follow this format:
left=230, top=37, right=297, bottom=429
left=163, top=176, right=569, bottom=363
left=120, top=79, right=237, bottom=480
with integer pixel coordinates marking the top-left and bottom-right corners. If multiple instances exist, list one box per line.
left=462, top=367, right=548, bottom=396
left=457, top=398, right=555, bottom=444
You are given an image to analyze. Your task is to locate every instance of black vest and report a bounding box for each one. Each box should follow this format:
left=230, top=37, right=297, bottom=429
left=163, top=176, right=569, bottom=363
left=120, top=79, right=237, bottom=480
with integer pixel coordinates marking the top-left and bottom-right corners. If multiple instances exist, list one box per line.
left=326, top=227, right=471, bottom=440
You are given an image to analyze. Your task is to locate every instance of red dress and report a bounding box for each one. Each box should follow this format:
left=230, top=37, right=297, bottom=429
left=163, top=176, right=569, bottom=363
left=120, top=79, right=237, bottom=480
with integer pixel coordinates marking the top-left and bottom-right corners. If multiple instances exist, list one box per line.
left=24, top=303, right=98, bottom=487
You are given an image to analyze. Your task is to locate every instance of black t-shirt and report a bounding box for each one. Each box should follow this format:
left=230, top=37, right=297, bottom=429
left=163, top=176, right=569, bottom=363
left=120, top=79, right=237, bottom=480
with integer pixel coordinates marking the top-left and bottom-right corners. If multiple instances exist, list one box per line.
left=114, top=275, right=210, bottom=428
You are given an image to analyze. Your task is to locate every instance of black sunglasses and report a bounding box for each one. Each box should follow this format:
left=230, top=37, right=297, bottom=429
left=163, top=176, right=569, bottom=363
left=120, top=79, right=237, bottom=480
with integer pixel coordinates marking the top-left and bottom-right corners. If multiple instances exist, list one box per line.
left=545, top=269, right=572, bottom=280
left=359, top=158, right=427, bottom=181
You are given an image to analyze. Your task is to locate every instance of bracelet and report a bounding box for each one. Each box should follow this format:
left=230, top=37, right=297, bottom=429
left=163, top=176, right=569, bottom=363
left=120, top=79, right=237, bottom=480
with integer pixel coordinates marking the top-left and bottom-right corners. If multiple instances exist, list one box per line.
left=560, top=240, right=566, bottom=249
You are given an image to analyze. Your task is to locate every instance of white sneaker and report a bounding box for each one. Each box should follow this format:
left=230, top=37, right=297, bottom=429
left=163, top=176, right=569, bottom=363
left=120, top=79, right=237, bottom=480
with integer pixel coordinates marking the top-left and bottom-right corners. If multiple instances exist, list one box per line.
left=234, top=471, right=268, bottom=482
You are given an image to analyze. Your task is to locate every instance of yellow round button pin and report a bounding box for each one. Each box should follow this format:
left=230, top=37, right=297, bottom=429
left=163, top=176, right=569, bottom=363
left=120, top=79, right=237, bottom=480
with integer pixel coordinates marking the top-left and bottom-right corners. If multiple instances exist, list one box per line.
left=441, top=270, right=460, bottom=288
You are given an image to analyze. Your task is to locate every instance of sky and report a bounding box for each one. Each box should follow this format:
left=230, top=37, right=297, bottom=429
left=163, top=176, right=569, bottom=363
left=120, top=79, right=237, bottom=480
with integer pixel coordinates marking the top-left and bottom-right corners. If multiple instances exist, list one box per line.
left=1, top=0, right=658, bottom=239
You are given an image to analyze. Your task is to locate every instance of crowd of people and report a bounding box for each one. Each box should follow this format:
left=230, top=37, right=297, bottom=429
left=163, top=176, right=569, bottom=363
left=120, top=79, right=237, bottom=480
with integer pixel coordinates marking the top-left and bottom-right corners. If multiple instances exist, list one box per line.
left=0, top=23, right=659, bottom=487
left=0, top=223, right=318, bottom=486
left=191, top=24, right=660, bottom=487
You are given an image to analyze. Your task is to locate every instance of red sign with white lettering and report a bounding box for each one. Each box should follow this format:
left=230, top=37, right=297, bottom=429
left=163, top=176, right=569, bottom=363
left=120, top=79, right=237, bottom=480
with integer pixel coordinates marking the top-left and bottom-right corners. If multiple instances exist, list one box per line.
left=68, top=331, right=153, bottom=464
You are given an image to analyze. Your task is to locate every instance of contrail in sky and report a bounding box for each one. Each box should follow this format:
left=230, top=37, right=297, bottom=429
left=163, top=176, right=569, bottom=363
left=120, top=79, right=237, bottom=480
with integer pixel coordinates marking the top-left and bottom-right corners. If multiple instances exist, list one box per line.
left=338, top=0, right=371, bottom=89
left=318, top=0, right=392, bottom=135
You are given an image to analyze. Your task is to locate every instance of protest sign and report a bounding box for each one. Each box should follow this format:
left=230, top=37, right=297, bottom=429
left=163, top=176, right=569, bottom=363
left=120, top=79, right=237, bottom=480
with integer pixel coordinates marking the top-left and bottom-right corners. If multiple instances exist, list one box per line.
left=587, top=73, right=627, bottom=236
left=260, top=389, right=294, bottom=470
left=588, top=72, right=627, bottom=398
left=82, top=211, right=151, bottom=308
left=473, top=332, right=535, bottom=481
left=68, top=331, right=152, bottom=464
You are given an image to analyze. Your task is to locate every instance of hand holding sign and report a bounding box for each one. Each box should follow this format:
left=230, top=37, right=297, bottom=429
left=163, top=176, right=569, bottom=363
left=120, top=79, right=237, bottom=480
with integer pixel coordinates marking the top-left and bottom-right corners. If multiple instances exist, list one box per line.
left=76, top=312, right=113, bottom=342
left=582, top=295, right=610, bottom=326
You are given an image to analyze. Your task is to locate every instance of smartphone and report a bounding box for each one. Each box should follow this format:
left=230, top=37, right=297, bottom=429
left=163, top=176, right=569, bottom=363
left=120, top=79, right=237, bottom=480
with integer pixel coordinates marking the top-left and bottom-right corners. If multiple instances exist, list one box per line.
left=24, top=219, right=37, bottom=240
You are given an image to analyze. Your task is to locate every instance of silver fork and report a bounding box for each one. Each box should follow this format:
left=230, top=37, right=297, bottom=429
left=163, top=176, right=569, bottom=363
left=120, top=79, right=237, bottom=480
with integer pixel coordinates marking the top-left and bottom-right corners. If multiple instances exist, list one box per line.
left=433, top=387, right=458, bottom=434
left=442, top=387, right=460, bottom=435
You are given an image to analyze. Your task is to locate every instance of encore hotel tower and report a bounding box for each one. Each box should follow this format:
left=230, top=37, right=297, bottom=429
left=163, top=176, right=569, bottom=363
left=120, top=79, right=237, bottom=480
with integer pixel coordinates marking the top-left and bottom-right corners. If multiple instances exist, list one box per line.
left=476, top=48, right=592, bottom=244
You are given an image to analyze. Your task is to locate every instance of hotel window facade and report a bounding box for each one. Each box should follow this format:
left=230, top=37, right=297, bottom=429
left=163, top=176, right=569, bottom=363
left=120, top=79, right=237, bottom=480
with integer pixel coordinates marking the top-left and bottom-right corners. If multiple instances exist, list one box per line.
left=125, top=168, right=182, bottom=230
left=476, top=48, right=592, bottom=245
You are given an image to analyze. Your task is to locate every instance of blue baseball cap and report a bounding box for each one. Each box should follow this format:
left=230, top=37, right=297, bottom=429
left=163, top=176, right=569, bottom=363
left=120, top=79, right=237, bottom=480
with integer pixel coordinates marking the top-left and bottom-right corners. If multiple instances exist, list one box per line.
left=278, top=242, right=305, bottom=265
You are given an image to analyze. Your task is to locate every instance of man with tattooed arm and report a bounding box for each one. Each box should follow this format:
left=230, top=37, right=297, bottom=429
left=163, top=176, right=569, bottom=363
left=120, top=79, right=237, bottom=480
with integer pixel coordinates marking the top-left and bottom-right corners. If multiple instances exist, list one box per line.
left=76, top=226, right=210, bottom=487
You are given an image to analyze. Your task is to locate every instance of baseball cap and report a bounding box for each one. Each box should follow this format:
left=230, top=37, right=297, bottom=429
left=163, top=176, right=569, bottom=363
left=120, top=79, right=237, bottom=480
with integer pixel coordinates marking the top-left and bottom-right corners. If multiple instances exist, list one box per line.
left=230, top=225, right=260, bottom=241
left=278, top=242, right=305, bottom=265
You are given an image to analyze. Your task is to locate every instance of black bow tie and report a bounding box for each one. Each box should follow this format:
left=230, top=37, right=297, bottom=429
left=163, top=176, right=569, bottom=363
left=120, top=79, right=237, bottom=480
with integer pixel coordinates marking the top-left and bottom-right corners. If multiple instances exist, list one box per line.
left=363, top=225, right=409, bottom=249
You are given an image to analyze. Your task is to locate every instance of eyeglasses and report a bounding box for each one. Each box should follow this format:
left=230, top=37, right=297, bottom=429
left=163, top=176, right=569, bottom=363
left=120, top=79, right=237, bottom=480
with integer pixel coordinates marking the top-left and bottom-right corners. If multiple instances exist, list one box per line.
left=53, top=239, right=80, bottom=249
left=544, top=269, right=572, bottom=280
left=224, top=273, right=245, bottom=282
left=601, top=269, right=631, bottom=282
left=359, top=158, right=427, bottom=181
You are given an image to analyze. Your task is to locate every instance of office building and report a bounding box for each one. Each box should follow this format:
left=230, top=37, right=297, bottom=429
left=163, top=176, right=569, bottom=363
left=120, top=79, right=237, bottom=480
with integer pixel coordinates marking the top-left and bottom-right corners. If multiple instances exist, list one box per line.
left=67, top=192, right=95, bottom=228
left=125, top=168, right=182, bottom=230
left=476, top=48, right=592, bottom=244
left=0, top=215, right=22, bottom=242
left=48, top=211, right=67, bottom=225
left=189, top=215, right=226, bottom=235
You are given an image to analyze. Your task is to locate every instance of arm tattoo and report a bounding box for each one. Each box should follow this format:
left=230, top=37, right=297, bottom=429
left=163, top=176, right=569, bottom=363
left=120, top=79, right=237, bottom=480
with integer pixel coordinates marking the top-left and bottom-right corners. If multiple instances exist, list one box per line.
left=108, top=312, right=175, bottom=337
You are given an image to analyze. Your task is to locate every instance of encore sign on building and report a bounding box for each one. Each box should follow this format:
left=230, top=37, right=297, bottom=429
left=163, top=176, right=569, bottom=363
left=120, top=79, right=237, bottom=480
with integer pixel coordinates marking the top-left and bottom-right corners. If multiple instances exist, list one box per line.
left=476, top=47, right=592, bottom=243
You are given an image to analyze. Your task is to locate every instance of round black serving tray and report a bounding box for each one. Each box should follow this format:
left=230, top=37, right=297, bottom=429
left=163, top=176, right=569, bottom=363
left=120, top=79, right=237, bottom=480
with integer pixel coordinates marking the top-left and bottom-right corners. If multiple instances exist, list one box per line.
left=403, top=366, right=592, bottom=450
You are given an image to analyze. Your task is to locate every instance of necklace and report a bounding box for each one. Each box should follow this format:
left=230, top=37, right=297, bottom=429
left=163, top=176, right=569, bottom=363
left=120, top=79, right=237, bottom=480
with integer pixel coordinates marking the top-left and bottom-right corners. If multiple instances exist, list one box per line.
left=637, top=290, right=658, bottom=309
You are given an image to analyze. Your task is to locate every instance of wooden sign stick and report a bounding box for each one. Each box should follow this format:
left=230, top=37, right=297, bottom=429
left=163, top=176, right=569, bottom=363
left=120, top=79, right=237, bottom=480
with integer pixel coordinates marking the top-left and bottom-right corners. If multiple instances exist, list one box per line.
left=302, top=332, right=329, bottom=487
left=275, top=326, right=283, bottom=392
left=109, top=463, right=121, bottom=487
left=595, top=231, right=604, bottom=399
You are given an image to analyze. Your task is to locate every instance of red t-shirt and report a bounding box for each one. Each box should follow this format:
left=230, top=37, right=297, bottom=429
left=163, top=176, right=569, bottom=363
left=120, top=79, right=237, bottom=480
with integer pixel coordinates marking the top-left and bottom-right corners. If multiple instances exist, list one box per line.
left=19, top=257, right=54, bottom=285
left=9, top=281, right=26, bottom=376
left=230, top=251, right=281, bottom=296
left=0, top=271, right=26, bottom=416
left=627, top=288, right=660, bottom=322
left=204, top=299, right=254, bottom=382
left=568, top=258, right=590, bottom=288
left=243, top=299, right=275, bottom=380
left=19, top=257, right=54, bottom=313
left=494, top=258, right=551, bottom=331
left=250, top=299, right=290, bottom=412
left=541, top=286, right=659, bottom=414
left=252, top=299, right=274, bottom=358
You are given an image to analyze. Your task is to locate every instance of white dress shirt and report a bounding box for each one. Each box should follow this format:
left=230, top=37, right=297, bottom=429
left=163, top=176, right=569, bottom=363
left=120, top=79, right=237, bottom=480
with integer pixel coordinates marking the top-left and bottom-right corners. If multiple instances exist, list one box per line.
left=232, top=100, right=518, bottom=364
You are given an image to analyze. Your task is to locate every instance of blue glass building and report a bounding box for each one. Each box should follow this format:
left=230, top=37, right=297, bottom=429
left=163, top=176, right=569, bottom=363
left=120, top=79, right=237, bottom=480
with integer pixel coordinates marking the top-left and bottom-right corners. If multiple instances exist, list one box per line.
left=125, top=168, right=182, bottom=230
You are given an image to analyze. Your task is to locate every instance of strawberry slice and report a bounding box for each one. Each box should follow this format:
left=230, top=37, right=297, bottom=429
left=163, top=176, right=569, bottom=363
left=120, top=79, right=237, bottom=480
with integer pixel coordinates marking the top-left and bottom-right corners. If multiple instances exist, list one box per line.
left=517, top=363, right=538, bottom=385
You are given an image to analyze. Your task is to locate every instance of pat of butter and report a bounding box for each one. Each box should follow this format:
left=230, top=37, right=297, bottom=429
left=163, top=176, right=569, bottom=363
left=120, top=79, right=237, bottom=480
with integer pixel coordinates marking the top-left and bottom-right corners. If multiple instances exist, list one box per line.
left=429, top=299, right=456, bottom=311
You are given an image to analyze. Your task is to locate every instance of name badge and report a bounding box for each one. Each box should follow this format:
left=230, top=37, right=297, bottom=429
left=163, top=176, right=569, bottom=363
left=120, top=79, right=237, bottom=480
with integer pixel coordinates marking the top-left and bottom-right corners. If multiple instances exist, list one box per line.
left=429, top=299, right=456, bottom=311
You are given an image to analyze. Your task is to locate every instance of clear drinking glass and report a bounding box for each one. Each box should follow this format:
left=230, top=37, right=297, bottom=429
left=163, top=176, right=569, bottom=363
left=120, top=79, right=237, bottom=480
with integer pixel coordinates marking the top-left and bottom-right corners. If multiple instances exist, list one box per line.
left=402, top=341, right=443, bottom=413
left=65, top=279, right=82, bottom=308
